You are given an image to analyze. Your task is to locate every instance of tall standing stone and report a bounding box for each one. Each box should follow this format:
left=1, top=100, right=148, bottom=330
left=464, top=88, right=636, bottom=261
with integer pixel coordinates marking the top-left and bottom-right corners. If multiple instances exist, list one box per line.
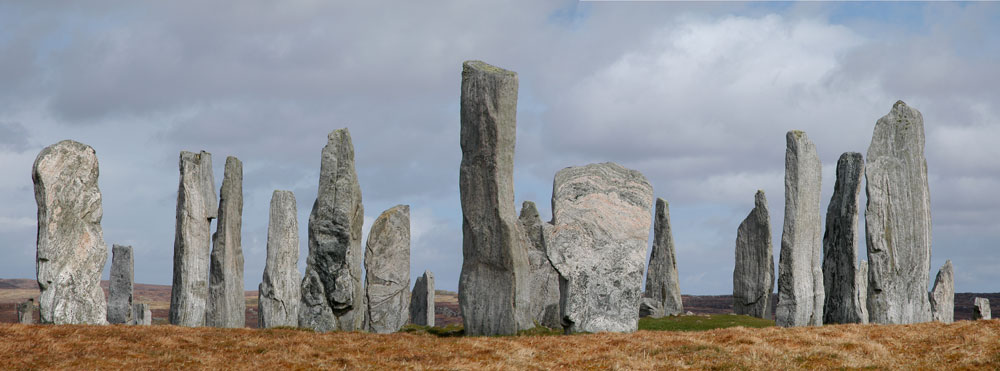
left=865, top=101, right=933, bottom=324
left=17, top=300, right=34, bottom=324
left=169, top=151, right=217, bottom=327
left=364, top=205, right=411, bottom=333
left=108, top=244, right=135, bottom=324
left=299, top=129, right=365, bottom=332
left=259, top=190, right=301, bottom=328
left=32, top=140, right=108, bottom=325
left=733, top=190, right=774, bottom=319
left=777, top=130, right=824, bottom=327
left=929, top=260, right=954, bottom=323
left=458, top=60, right=532, bottom=336
left=645, top=198, right=684, bottom=317
left=130, top=303, right=152, bottom=325
left=822, top=152, right=867, bottom=324
left=409, top=270, right=435, bottom=327
left=207, top=156, right=245, bottom=328
left=518, top=201, right=562, bottom=328
left=546, top=162, right=654, bottom=333
left=856, top=260, right=869, bottom=322
left=973, top=298, right=991, bottom=320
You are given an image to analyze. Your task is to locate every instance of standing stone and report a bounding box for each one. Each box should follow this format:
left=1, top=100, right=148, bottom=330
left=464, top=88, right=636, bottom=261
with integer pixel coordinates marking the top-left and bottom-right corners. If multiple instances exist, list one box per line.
left=822, top=152, right=867, bottom=324
left=973, top=298, right=991, bottom=320
left=777, top=130, right=824, bottom=327
left=299, top=129, right=365, bottom=332
left=259, top=190, right=301, bottom=328
left=207, top=156, right=246, bottom=328
left=130, top=303, right=152, bottom=325
left=108, top=244, right=135, bottom=324
left=32, top=140, right=108, bottom=325
left=866, top=101, right=933, bottom=324
left=518, top=201, right=562, bottom=328
left=639, top=298, right=664, bottom=318
left=733, top=190, right=774, bottom=319
left=169, top=151, right=217, bottom=327
left=546, top=162, right=654, bottom=333
left=929, top=260, right=954, bottom=323
left=856, top=260, right=869, bottom=323
left=364, top=205, right=411, bottom=333
left=409, top=270, right=435, bottom=327
left=645, top=198, right=684, bottom=317
left=458, top=60, right=532, bottom=336
left=17, top=300, right=34, bottom=324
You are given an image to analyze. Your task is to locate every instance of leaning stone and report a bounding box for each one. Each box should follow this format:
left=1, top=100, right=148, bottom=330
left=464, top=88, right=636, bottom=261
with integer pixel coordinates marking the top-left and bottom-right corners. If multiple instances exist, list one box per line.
left=169, top=150, right=217, bottom=327
left=108, top=244, right=135, bottom=324
left=519, top=201, right=562, bottom=329
left=17, top=300, right=34, bottom=324
left=777, top=130, right=824, bottom=327
left=364, top=205, right=411, bottom=333
left=646, top=198, right=684, bottom=317
left=207, top=156, right=246, bottom=328
left=130, top=303, right=152, bottom=325
left=973, top=297, right=991, bottom=320
left=733, top=190, right=774, bottom=320
left=457, top=60, right=532, bottom=336
left=259, top=190, right=301, bottom=329
left=32, top=140, right=108, bottom=325
left=822, top=152, right=866, bottom=324
left=865, top=101, right=933, bottom=324
left=929, top=260, right=954, bottom=323
left=546, top=162, right=654, bottom=333
left=409, top=270, right=435, bottom=327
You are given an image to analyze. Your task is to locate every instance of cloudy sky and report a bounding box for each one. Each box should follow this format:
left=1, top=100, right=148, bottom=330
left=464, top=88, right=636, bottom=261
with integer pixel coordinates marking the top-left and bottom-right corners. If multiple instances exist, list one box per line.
left=1, top=1, right=997, bottom=295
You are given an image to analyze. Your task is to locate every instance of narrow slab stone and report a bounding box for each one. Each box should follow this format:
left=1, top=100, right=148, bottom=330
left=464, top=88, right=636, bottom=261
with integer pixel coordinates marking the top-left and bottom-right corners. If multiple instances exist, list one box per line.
left=32, top=140, right=108, bottom=325
left=299, top=129, right=365, bottom=332
left=865, top=101, right=933, bottom=324
left=645, top=198, right=683, bottom=317
left=733, top=190, right=774, bottom=320
left=108, top=244, right=135, bottom=324
left=457, top=60, right=532, bottom=336
left=822, top=152, right=866, bottom=324
left=519, top=201, right=562, bottom=328
left=546, top=162, right=654, bottom=333
left=364, top=205, right=411, bottom=333
left=130, top=303, right=152, bottom=325
left=856, top=260, right=869, bottom=323
left=409, top=270, right=435, bottom=327
left=169, top=150, right=217, bottom=327
left=17, top=300, right=34, bottom=324
left=207, top=156, right=246, bottom=328
left=777, top=130, right=824, bottom=327
left=929, top=260, right=954, bottom=324
left=259, top=190, right=301, bottom=329
left=973, top=298, right=991, bottom=320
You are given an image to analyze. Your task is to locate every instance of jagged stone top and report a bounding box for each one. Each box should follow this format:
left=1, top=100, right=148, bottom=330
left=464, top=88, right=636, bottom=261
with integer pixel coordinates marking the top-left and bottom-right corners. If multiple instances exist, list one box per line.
left=551, top=162, right=652, bottom=224
left=463, top=60, right=517, bottom=76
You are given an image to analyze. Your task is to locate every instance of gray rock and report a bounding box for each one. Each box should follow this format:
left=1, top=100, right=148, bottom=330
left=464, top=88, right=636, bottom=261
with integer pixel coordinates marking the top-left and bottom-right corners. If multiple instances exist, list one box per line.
left=299, top=129, right=366, bottom=332
left=546, top=162, right=654, bottom=333
left=973, top=297, right=991, bottom=320
left=364, top=205, right=411, bottom=333
left=777, top=130, right=824, bottom=327
left=929, top=260, right=954, bottom=323
left=32, top=140, right=108, bottom=325
left=856, top=260, right=869, bottom=323
left=17, top=300, right=34, bottom=324
left=822, top=152, right=867, bottom=324
left=639, top=297, right=664, bottom=318
left=645, top=198, right=684, bottom=317
left=259, top=190, right=301, bottom=329
left=130, top=303, right=152, bottom=325
left=519, top=201, right=562, bottom=329
left=865, top=101, right=933, bottom=324
left=207, top=156, right=246, bottom=328
left=457, top=60, right=532, bottom=336
left=409, top=270, right=435, bottom=327
left=169, top=150, right=217, bottom=327
left=108, top=244, right=135, bottom=324
left=733, top=190, right=774, bottom=320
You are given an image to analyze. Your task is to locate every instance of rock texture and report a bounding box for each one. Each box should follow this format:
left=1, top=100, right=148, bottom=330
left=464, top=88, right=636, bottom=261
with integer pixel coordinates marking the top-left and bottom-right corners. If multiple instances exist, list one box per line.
left=457, top=60, right=532, bottom=336
left=32, top=140, right=108, bottom=325
left=299, top=129, right=366, bottom=332
left=259, top=190, right=301, bottom=329
left=546, top=162, right=654, bottom=333
left=207, top=156, right=246, bottom=328
left=17, top=300, right=34, bottom=324
left=973, top=298, right=991, bottom=320
left=822, top=152, right=867, bottom=324
left=639, top=297, right=664, bottom=318
left=733, top=190, right=774, bottom=320
left=108, top=244, right=134, bottom=324
left=130, top=303, right=152, bottom=325
left=929, top=260, right=954, bottom=323
left=856, top=260, right=869, bottom=323
left=519, top=201, right=562, bottom=328
left=364, top=205, right=411, bottom=333
left=865, top=101, right=933, bottom=324
left=169, top=150, right=217, bottom=327
left=645, top=198, right=683, bottom=317
left=409, top=270, right=435, bottom=327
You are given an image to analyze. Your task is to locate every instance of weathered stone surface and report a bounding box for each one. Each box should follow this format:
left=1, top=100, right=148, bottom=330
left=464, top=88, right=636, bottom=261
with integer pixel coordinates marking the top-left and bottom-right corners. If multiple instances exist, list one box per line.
left=299, top=129, right=365, bottom=332
left=17, top=300, right=34, bottom=324
left=457, top=60, right=532, bottom=336
left=409, top=270, right=435, bottom=327
left=32, top=140, right=108, bottom=325
left=865, top=101, right=933, bottom=324
left=546, top=162, right=654, bottom=333
left=822, top=152, right=867, bottom=324
left=108, top=244, right=134, bottom=324
left=639, top=297, right=664, bottom=318
left=645, top=198, right=683, bottom=317
left=169, top=150, right=217, bottom=327
left=929, top=260, right=954, bottom=324
left=973, top=298, right=991, bottom=320
left=856, top=260, right=869, bottom=323
left=207, top=156, right=246, bottom=328
left=259, top=190, right=301, bottom=329
left=519, top=201, right=561, bottom=329
left=777, top=130, right=824, bottom=327
left=130, top=303, right=152, bottom=325
left=733, top=190, right=774, bottom=320
left=364, top=205, right=411, bottom=333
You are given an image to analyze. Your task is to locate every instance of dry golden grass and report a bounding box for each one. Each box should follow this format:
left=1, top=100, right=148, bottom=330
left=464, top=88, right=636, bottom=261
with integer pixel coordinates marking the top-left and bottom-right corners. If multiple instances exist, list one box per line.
left=2, top=320, right=999, bottom=369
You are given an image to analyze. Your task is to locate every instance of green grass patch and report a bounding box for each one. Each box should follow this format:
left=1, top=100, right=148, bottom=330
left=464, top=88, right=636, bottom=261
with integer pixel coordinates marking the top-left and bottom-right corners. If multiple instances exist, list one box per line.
left=399, top=324, right=465, bottom=337
left=638, top=314, right=775, bottom=332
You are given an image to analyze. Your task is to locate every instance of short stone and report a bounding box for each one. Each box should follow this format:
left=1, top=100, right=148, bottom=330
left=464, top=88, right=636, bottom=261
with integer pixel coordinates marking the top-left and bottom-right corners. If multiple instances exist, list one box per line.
left=973, top=297, right=991, bottom=320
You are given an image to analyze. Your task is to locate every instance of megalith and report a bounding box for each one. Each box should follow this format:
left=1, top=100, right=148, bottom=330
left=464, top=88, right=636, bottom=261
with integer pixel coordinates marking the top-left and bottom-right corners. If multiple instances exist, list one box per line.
left=645, top=198, right=684, bottom=317
left=17, top=300, right=34, bottom=324
left=259, top=190, right=301, bottom=329
left=364, top=205, right=411, bottom=334
left=409, top=270, right=435, bottom=327
left=518, top=201, right=562, bottom=328
left=130, top=303, right=152, bottom=325
left=929, top=260, right=954, bottom=323
left=973, top=298, right=991, bottom=320
left=207, top=156, right=246, bottom=328
left=169, top=150, right=217, bottom=327
left=822, top=152, right=867, bottom=324
left=108, top=244, right=135, bottom=324
left=733, top=190, right=774, bottom=319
